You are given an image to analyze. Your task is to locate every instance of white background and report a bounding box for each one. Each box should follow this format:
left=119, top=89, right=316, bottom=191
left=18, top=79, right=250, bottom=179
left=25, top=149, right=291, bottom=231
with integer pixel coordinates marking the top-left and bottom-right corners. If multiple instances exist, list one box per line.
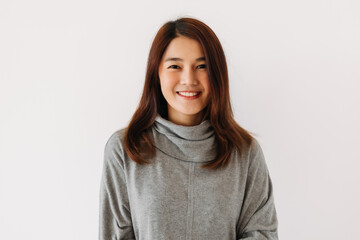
left=1, top=0, right=359, bottom=239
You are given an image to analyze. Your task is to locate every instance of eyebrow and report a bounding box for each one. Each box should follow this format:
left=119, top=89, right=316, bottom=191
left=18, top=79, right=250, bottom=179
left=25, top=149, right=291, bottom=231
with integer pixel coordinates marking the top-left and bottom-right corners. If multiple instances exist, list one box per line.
left=164, top=57, right=206, bottom=62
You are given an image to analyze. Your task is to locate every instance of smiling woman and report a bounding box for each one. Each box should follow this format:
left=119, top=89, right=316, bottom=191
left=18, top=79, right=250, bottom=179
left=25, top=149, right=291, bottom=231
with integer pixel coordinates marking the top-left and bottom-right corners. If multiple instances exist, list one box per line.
left=158, top=36, right=210, bottom=126
left=99, top=17, right=278, bottom=240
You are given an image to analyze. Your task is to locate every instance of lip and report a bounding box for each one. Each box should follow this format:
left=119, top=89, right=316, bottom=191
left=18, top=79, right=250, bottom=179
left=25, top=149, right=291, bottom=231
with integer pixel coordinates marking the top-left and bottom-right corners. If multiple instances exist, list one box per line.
left=176, top=91, right=202, bottom=100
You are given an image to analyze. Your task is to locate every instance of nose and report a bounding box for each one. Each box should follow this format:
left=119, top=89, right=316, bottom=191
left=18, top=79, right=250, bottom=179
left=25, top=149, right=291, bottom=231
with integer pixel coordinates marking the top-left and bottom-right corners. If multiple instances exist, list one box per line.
left=180, top=68, right=199, bottom=86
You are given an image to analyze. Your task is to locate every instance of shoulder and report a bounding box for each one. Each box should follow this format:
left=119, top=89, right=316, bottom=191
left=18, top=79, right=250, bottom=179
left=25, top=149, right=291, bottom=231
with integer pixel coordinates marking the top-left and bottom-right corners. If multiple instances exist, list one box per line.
left=103, top=128, right=127, bottom=167
left=248, top=137, right=263, bottom=159
left=105, top=128, right=126, bottom=148
left=233, top=136, right=263, bottom=161
left=247, top=137, right=269, bottom=174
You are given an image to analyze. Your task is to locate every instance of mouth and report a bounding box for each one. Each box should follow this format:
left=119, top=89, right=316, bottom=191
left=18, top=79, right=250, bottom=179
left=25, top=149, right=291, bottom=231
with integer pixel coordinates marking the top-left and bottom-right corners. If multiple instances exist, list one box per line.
left=176, top=91, right=202, bottom=99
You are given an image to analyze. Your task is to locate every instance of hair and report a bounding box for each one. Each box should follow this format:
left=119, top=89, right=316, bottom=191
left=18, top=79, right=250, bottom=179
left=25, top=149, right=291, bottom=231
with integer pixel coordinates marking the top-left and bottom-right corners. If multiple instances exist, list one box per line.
left=124, top=17, right=254, bottom=169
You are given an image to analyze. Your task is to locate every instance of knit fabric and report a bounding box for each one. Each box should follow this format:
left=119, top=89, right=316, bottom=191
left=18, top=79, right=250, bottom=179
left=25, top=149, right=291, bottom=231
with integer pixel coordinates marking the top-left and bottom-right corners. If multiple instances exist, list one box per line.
left=99, top=115, right=278, bottom=240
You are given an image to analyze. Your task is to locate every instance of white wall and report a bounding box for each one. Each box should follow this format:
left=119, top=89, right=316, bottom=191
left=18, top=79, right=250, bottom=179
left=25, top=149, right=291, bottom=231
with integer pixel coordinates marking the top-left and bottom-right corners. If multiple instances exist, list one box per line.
left=1, top=0, right=359, bottom=239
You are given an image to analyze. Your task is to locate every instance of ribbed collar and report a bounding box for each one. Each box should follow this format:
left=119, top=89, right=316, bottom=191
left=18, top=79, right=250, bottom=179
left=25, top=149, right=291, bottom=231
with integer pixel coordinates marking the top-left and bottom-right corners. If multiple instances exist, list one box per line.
left=148, top=115, right=217, bottom=163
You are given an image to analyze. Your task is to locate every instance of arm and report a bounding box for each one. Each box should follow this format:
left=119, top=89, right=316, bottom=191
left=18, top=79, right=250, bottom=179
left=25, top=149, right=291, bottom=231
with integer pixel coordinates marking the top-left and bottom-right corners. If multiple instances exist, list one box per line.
left=99, top=132, right=135, bottom=240
left=237, top=140, right=279, bottom=240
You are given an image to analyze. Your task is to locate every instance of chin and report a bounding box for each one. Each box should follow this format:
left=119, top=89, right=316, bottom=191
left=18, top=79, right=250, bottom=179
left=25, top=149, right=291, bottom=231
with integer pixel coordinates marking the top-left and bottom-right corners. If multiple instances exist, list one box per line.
left=180, top=109, right=205, bottom=116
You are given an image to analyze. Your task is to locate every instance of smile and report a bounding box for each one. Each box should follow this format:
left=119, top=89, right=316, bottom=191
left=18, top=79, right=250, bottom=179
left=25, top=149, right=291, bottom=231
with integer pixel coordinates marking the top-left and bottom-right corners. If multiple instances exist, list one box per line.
left=176, top=91, right=202, bottom=100
left=176, top=91, right=201, bottom=97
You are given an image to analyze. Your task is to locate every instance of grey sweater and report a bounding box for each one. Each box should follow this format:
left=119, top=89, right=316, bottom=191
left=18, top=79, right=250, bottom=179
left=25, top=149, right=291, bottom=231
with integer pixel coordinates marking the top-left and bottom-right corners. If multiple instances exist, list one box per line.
left=99, top=115, right=278, bottom=240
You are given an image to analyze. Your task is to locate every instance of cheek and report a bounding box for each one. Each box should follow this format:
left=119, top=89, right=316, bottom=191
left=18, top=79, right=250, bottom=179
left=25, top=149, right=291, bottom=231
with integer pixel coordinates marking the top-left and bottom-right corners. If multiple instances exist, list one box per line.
left=200, top=75, right=210, bottom=93
left=202, top=78, right=211, bottom=104
left=160, top=79, right=175, bottom=100
left=160, top=74, right=177, bottom=93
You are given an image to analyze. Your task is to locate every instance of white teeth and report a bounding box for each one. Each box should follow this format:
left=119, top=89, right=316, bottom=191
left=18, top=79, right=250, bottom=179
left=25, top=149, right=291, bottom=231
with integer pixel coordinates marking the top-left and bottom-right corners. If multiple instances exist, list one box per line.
left=177, top=92, right=200, bottom=97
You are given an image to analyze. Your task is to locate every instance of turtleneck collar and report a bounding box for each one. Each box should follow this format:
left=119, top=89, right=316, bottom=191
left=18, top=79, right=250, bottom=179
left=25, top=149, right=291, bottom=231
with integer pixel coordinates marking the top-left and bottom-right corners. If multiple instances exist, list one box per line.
left=149, top=115, right=217, bottom=163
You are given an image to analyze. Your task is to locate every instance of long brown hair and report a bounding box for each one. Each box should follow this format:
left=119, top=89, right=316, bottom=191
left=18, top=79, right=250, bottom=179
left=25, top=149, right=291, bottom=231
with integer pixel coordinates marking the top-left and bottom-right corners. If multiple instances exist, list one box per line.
left=124, top=17, right=254, bottom=169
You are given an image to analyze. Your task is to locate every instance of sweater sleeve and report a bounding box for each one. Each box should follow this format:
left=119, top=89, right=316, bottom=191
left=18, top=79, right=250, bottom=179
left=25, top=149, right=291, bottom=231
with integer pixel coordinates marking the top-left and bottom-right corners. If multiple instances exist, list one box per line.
left=99, top=131, right=135, bottom=240
left=237, top=140, right=279, bottom=240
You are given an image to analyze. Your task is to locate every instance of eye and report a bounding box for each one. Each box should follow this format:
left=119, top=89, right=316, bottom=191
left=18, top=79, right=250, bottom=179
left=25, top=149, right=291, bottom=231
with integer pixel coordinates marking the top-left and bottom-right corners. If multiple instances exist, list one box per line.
left=197, top=64, right=206, bottom=69
left=168, top=65, right=180, bottom=69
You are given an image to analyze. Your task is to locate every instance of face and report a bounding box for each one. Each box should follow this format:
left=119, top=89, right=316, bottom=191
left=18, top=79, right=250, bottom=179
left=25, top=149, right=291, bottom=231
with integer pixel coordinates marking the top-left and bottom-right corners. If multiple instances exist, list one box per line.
left=158, top=36, right=210, bottom=126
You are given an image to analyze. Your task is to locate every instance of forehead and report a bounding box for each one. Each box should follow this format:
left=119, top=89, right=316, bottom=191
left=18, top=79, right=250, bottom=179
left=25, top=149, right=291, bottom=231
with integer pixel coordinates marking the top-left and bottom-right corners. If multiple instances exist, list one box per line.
left=162, top=36, right=205, bottom=60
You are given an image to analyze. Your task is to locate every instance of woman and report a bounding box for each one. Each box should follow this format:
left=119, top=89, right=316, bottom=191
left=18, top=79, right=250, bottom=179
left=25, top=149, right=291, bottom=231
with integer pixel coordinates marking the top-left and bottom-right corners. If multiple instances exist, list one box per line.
left=99, top=17, right=278, bottom=240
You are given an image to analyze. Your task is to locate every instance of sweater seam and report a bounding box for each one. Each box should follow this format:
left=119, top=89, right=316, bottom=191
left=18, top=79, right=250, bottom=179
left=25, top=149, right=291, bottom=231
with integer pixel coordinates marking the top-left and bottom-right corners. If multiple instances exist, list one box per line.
left=185, top=163, right=195, bottom=240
